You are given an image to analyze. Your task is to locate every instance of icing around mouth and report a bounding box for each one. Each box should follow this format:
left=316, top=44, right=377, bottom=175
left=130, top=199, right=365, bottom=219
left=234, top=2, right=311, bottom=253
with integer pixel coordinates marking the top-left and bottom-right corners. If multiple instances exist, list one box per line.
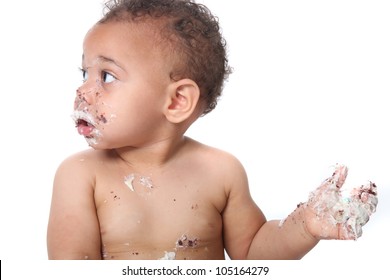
left=71, top=110, right=101, bottom=144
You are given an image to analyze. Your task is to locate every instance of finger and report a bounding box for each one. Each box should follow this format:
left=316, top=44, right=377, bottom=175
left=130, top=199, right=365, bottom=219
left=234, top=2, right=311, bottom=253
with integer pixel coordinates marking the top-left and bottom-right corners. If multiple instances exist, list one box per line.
left=332, top=163, right=348, bottom=189
left=350, top=181, right=378, bottom=215
left=343, top=212, right=368, bottom=240
left=338, top=222, right=363, bottom=240
left=318, top=164, right=348, bottom=191
left=337, top=183, right=376, bottom=240
left=307, top=164, right=347, bottom=211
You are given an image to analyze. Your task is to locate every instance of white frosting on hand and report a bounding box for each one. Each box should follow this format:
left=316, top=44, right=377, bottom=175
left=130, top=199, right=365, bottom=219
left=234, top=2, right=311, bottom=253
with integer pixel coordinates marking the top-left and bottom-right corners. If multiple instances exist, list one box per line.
left=306, top=164, right=378, bottom=240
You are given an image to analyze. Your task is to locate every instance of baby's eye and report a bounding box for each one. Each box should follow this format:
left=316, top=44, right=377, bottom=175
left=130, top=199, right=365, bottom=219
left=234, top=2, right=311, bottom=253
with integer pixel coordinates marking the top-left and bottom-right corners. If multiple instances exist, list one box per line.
left=79, top=68, right=88, bottom=82
left=102, top=71, right=116, bottom=83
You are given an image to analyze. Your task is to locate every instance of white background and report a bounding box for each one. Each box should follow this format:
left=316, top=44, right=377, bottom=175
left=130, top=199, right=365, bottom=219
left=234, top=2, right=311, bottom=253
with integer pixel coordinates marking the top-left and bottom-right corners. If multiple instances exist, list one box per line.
left=0, top=0, right=389, bottom=277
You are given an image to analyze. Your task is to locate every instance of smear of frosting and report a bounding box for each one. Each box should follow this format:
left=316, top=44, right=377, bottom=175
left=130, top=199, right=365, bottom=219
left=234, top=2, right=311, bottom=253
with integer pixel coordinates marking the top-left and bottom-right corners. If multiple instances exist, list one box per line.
left=307, top=164, right=378, bottom=240
left=124, top=174, right=135, bottom=191
left=159, top=251, right=176, bottom=260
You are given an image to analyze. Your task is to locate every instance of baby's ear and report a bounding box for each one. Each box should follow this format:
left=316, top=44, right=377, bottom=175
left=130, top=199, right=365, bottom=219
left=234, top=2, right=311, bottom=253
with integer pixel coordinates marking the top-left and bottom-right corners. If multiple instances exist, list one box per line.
left=164, top=79, right=200, bottom=124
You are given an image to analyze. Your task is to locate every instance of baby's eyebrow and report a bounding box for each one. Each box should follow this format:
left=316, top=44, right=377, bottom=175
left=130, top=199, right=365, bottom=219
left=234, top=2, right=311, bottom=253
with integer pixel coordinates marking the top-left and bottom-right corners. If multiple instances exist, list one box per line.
left=82, top=54, right=125, bottom=71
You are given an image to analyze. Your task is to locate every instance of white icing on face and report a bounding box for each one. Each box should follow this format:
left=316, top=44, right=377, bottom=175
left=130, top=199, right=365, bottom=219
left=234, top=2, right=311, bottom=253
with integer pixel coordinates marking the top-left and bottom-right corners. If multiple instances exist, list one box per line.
left=71, top=110, right=103, bottom=145
left=72, top=79, right=116, bottom=146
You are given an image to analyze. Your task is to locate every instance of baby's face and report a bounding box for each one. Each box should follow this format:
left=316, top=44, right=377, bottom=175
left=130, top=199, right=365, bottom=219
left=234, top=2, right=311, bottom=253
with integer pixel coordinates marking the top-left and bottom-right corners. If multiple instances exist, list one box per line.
left=73, top=21, right=173, bottom=149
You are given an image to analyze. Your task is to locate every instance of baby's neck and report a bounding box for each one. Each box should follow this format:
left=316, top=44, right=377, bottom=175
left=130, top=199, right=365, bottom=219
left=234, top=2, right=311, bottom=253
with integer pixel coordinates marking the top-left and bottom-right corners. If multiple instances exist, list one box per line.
left=113, top=135, right=188, bottom=168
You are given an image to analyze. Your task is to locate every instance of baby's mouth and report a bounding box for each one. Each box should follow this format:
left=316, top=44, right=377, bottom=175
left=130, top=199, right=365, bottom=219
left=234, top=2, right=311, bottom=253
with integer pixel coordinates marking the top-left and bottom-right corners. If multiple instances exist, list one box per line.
left=71, top=111, right=97, bottom=138
left=76, top=119, right=95, bottom=137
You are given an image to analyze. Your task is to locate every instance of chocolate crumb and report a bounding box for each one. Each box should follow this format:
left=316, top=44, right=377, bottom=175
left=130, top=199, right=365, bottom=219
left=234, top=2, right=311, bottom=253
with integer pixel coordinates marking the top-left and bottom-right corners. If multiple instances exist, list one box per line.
left=176, top=234, right=198, bottom=248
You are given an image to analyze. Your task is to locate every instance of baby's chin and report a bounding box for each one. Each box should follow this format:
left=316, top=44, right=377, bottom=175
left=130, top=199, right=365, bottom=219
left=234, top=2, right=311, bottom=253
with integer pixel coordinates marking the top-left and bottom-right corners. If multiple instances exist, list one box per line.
left=85, top=138, right=125, bottom=151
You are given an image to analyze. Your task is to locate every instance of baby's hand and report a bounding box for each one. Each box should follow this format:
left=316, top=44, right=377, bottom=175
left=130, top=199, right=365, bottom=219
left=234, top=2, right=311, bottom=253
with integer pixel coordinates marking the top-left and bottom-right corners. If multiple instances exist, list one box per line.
left=303, top=164, right=378, bottom=240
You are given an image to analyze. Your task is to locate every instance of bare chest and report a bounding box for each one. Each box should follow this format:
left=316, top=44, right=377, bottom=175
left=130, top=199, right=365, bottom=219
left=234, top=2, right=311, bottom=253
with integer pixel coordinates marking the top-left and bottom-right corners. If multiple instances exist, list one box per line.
left=94, top=172, right=225, bottom=259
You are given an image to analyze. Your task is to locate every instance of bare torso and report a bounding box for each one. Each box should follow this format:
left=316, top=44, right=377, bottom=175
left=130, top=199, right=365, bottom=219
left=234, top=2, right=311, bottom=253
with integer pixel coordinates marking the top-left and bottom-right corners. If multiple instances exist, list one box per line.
left=48, top=137, right=263, bottom=260
left=91, top=141, right=228, bottom=260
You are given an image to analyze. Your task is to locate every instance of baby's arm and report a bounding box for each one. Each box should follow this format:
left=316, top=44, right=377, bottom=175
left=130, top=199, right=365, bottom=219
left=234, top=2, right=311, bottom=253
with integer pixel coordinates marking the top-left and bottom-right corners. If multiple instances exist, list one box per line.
left=223, top=163, right=318, bottom=259
left=224, top=163, right=378, bottom=260
left=47, top=153, right=102, bottom=259
left=247, top=164, right=378, bottom=259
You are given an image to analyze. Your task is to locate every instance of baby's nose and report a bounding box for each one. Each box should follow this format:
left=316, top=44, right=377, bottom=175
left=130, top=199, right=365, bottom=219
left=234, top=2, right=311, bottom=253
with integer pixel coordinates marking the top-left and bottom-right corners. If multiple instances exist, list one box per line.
left=75, top=81, right=100, bottom=106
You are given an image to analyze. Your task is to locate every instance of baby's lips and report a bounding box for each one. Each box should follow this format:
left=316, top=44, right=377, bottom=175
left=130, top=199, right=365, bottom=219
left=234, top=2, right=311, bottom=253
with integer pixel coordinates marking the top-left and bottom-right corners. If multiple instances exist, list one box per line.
left=76, top=120, right=95, bottom=137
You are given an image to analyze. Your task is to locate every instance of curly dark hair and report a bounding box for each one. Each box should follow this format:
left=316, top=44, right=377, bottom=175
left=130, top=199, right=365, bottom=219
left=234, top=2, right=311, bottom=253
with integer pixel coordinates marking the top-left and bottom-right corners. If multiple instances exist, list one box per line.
left=99, top=0, right=232, bottom=115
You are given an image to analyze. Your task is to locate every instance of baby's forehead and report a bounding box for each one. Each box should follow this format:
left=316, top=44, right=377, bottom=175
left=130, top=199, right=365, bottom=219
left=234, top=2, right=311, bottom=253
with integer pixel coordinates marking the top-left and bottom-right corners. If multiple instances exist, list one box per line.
left=114, top=17, right=181, bottom=60
left=84, top=19, right=178, bottom=73
left=101, top=17, right=176, bottom=54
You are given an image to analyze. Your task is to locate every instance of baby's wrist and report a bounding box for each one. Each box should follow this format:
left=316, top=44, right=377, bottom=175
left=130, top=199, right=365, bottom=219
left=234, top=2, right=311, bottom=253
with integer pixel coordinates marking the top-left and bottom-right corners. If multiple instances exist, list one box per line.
left=280, top=203, right=321, bottom=242
left=294, top=202, right=322, bottom=242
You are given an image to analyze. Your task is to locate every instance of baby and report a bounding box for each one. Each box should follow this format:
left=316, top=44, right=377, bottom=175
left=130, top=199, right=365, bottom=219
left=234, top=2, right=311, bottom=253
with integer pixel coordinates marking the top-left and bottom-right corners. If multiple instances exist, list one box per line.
left=47, top=0, right=378, bottom=260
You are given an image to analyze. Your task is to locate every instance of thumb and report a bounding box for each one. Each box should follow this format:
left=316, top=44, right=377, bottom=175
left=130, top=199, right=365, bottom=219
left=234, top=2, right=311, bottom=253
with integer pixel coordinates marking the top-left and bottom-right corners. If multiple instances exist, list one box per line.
left=330, top=164, right=348, bottom=189
left=311, top=164, right=348, bottom=198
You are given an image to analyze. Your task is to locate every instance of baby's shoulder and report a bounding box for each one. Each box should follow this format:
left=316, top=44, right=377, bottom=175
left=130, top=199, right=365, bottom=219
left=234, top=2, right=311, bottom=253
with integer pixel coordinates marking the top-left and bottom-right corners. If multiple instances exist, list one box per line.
left=186, top=138, right=247, bottom=175
left=53, top=149, right=117, bottom=190
left=185, top=139, right=250, bottom=198
left=56, top=149, right=110, bottom=175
